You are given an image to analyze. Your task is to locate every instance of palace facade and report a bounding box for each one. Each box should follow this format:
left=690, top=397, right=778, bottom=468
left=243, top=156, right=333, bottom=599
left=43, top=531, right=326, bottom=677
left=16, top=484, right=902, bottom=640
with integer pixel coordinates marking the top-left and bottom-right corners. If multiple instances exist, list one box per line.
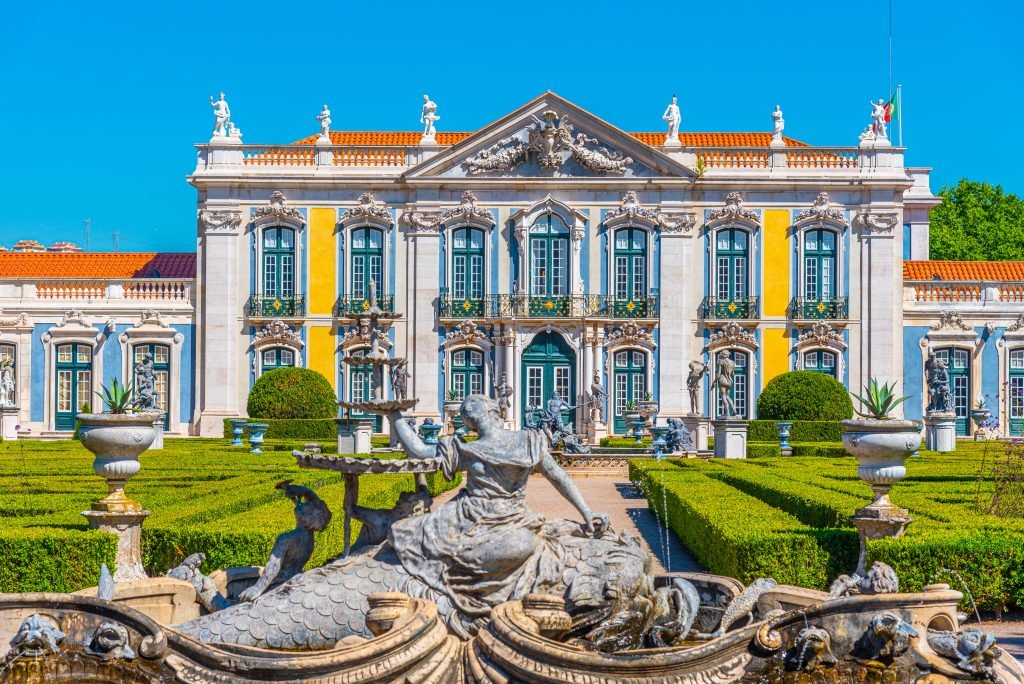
left=2, top=92, right=1019, bottom=440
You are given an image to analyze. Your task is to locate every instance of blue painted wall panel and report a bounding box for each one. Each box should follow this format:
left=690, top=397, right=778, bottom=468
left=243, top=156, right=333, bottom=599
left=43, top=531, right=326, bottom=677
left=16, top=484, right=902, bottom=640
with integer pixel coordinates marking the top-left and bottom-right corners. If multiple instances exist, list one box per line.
left=30, top=324, right=46, bottom=422
left=980, top=326, right=1001, bottom=422
left=178, top=324, right=196, bottom=424
left=903, top=326, right=929, bottom=420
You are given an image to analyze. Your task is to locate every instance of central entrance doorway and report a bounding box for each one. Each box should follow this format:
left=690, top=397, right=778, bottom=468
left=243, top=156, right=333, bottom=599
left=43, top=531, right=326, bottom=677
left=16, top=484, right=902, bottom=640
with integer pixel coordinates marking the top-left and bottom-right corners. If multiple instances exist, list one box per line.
left=521, top=331, right=576, bottom=426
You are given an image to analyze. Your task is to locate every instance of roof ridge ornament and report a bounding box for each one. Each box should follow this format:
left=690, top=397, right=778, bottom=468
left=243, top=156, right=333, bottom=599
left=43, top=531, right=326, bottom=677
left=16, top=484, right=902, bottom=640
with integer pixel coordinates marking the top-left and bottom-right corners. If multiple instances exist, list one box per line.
left=794, top=192, right=848, bottom=227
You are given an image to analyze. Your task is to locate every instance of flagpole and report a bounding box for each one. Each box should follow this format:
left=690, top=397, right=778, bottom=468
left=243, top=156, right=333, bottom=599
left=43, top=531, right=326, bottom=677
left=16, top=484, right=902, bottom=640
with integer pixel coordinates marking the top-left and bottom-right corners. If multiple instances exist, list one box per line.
left=888, top=0, right=893, bottom=97
left=897, top=83, right=903, bottom=147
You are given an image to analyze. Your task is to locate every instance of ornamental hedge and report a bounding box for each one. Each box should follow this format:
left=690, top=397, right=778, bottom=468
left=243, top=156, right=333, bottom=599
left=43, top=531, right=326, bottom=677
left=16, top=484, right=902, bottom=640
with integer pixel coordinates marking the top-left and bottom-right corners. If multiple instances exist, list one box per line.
left=0, top=438, right=460, bottom=593
left=223, top=418, right=337, bottom=440
left=630, top=448, right=1024, bottom=612
left=247, top=368, right=338, bottom=420
left=756, top=371, right=853, bottom=421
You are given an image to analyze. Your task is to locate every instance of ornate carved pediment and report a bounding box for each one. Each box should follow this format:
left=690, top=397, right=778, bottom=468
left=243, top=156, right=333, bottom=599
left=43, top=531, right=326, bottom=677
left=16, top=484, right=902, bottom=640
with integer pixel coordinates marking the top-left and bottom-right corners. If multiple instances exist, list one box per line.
left=401, top=191, right=495, bottom=234
left=253, top=320, right=304, bottom=348
left=443, top=320, right=491, bottom=349
left=135, top=310, right=168, bottom=329
left=42, top=310, right=97, bottom=344
left=338, top=192, right=392, bottom=230
left=797, top=322, right=848, bottom=349
left=707, top=193, right=760, bottom=229
left=56, top=310, right=87, bottom=328
left=930, top=311, right=972, bottom=332
left=794, top=192, right=848, bottom=227
left=606, top=321, right=655, bottom=348
left=254, top=191, right=305, bottom=228
left=855, top=211, right=899, bottom=234
left=0, top=310, right=29, bottom=328
left=706, top=321, right=757, bottom=349
left=340, top=320, right=393, bottom=351
left=199, top=208, right=243, bottom=233
left=605, top=192, right=696, bottom=233
left=1006, top=313, right=1024, bottom=333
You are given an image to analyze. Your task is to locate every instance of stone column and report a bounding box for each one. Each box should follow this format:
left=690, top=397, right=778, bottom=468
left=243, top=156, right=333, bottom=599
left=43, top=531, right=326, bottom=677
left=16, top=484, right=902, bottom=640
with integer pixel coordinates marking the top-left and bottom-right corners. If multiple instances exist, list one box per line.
left=196, top=208, right=244, bottom=436
left=407, top=225, right=442, bottom=422
left=856, top=211, right=904, bottom=404
left=657, top=220, right=697, bottom=420
left=582, top=331, right=594, bottom=422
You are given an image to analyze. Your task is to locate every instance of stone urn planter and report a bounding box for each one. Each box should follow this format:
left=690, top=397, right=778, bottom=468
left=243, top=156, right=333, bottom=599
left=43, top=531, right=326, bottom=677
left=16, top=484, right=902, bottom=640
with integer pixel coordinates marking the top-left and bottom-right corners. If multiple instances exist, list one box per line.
left=970, top=408, right=991, bottom=428
left=637, top=399, right=660, bottom=421
left=77, top=413, right=157, bottom=512
left=245, top=422, right=269, bottom=454
left=229, top=418, right=248, bottom=446
left=841, top=418, right=922, bottom=494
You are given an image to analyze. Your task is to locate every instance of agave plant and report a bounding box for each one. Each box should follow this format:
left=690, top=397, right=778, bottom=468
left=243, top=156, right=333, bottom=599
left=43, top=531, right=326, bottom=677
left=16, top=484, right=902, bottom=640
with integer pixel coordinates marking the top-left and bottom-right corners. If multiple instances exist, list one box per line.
left=850, top=379, right=908, bottom=420
left=447, top=389, right=459, bottom=401
left=96, top=378, right=136, bottom=414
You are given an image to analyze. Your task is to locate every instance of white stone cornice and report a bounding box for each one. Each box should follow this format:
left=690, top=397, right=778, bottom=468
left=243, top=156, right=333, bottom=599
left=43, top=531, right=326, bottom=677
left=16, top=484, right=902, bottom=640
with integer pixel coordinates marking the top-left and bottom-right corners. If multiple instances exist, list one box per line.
left=706, top=192, right=760, bottom=230
left=253, top=191, right=305, bottom=230
left=338, top=192, right=393, bottom=231
left=198, top=208, right=243, bottom=233
left=793, top=192, right=848, bottom=228
left=854, top=211, right=899, bottom=234
left=400, top=191, right=496, bottom=234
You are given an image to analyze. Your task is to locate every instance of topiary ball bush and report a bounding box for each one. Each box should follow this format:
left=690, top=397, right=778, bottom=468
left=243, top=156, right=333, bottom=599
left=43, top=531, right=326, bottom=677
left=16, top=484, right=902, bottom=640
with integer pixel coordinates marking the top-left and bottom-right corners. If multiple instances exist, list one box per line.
left=756, top=371, right=853, bottom=421
left=247, top=367, right=338, bottom=420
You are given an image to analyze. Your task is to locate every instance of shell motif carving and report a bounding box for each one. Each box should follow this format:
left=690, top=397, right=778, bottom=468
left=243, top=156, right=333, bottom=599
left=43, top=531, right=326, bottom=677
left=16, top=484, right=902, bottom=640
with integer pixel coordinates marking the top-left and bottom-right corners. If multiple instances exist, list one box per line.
left=132, top=431, right=143, bottom=443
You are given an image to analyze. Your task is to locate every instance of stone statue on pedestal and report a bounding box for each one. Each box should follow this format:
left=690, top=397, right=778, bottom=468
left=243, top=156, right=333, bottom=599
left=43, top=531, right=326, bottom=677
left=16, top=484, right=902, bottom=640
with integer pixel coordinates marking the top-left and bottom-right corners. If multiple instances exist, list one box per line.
left=662, top=96, right=681, bottom=143
left=134, top=353, right=158, bottom=412
left=589, top=373, right=606, bottom=423
left=687, top=360, right=706, bottom=415
left=494, top=372, right=512, bottom=420
left=316, top=104, right=332, bottom=138
left=210, top=92, right=232, bottom=138
left=926, top=351, right=953, bottom=414
left=715, top=352, right=736, bottom=418
left=0, top=360, right=14, bottom=408
left=390, top=360, right=409, bottom=402
left=869, top=99, right=888, bottom=139
left=771, top=105, right=785, bottom=143
left=420, top=95, right=440, bottom=140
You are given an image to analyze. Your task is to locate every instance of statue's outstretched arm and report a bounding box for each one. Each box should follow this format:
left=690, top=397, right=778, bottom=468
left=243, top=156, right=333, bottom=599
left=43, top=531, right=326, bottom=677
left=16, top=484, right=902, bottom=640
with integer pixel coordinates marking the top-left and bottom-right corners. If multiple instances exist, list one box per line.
left=239, top=539, right=284, bottom=601
left=537, top=452, right=607, bottom=533
left=390, top=412, right=438, bottom=460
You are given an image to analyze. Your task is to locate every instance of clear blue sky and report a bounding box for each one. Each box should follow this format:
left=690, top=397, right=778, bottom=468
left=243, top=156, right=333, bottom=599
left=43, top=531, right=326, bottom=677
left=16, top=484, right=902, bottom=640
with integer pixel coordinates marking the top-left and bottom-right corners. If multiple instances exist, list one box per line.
left=1, top=0, right=1021, bottom=253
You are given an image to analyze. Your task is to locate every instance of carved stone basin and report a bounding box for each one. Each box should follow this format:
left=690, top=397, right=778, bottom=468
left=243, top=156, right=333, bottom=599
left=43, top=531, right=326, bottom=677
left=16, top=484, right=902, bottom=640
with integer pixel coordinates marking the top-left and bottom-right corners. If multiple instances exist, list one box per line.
left=340, top=399, right=418, bottom=413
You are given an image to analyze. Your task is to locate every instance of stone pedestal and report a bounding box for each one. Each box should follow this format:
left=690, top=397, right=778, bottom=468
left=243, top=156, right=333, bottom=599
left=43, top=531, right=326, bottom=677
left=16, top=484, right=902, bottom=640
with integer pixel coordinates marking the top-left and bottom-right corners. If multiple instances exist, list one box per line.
left=0, top=406, right=18, bottom=440
left=81, top=509, right=150, bottom=582
left=682, top=414, right=711, bottom=451
left=924, top=412, right=956, bottom=452
left=851, top=500, right=913, bottom=575
left=585, top=421, right=609, bottom=445
left=150, top=419, right=165, bottom=450
left=712, top=419, right=748, bottom=459
left=338, top=417, right=374, bottom=455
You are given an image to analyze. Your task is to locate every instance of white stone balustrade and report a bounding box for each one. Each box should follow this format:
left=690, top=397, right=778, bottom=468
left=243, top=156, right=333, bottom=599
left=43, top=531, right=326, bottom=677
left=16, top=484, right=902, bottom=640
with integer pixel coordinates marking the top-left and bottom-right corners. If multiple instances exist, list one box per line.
left=24, top=279, right=192, bottom=304
left=905, top=280, right=1024, bottom=308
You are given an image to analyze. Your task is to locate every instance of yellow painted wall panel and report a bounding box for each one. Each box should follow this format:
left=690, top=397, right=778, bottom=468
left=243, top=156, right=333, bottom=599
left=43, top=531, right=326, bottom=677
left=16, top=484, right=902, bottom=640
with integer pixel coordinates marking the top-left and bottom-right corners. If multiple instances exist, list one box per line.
left=308, top=325, right=337, bottom=390
left=308, top=208, right=336, bottom=315
left=763, top=209, right=790, bottom=317
left=762, top=327, right=790, bottom=385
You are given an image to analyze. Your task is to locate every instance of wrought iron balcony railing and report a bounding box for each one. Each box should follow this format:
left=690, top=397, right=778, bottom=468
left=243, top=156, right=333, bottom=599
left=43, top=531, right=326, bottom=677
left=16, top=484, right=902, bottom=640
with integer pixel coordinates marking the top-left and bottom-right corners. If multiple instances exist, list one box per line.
left=701, top=296, right=759, bottom=320
left=437, top=292, right=659, bottom=319
left=248, top=294, right=305, bottom=317
left=790, top=296, right=849, bottom=320
left=335, top=294, right=396, bottom=317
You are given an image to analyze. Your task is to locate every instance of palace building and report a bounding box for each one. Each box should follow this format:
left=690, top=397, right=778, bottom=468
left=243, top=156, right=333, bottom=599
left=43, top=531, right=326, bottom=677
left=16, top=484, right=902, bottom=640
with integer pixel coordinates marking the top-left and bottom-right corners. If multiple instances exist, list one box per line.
left=1, top=91, right=1019, bottom=440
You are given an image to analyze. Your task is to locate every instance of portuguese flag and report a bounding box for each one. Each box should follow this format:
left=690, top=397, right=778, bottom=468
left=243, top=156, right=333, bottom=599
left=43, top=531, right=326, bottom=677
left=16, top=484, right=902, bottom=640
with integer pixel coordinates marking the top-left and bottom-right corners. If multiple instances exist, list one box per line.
left=884, top=91, right=899, bottom=123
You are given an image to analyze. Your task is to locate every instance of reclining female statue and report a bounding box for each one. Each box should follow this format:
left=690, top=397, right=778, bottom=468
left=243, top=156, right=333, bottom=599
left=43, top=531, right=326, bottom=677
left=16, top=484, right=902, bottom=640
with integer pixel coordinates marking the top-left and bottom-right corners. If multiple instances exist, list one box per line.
left=176, top=395, right=665, bottom=650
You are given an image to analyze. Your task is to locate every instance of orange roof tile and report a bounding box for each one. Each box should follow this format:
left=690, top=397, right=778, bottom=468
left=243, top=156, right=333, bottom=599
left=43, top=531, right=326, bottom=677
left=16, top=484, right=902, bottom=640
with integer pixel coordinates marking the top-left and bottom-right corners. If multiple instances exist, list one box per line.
left=903, top=261, right=1024, bottom=281
left=0, top=252, right=196, bottom=279
left=291, top=131, right=808, bottom=147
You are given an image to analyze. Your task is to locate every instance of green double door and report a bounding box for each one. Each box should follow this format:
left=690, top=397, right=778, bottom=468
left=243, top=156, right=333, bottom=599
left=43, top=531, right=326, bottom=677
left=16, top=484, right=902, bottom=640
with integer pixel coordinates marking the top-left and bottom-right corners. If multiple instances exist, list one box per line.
left=521, top=332, right=575, bottom=426
left=55, top=343, right=92, bottom=431
left=934, top=348, right=969, bottom=436
left=613, top=350, right=647, bottom=433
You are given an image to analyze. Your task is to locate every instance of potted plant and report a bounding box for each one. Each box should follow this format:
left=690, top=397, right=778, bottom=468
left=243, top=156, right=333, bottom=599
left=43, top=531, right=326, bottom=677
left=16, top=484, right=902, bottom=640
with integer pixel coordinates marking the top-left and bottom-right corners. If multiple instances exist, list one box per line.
left=77, top=378, right=157, bottom=512
left=637, top=391, right=659, bottom=422
left=841, top=379, right=921, bottom=511
left=970, top=398, right=991, bottom=428
left=623, top=399, right=642, bottom=424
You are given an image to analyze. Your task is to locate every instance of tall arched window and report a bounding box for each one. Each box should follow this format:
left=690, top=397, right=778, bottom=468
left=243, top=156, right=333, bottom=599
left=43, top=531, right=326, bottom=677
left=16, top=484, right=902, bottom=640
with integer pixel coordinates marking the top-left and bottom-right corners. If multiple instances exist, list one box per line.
left=133, top=343, right=170, bottom=428
left=1010, top=349, right=1024, bottom=436
left=716, top=350, right=749, bottom=419
left=263, top=227, right=295, bottom=298
left=451, top=227, right=485, bottom=301
left=55, top=343, right=92, bottom=431
left=716, top=229, right=749, bottom=302
left=804, top=229, right=837, bottom=301
left=803, top=349, right=837, bottom=377
left=351, top=227, right=384, bottom=301
left=613, top=350, right=647, bottom=433
left=529, top=214, right=569, bottom=297
left=449, top=349, right=484, bottom=400
left=614, top=228, right=647, bottom=302
left=347, top=348, right=381, bottom=432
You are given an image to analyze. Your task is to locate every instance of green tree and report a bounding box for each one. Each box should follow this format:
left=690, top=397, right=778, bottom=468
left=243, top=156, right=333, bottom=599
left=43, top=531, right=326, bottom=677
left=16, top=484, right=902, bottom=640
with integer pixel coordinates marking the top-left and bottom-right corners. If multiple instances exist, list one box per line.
left=929, top=179, right=1024, bottom=260
left=247, top=367, right=338, bottom=420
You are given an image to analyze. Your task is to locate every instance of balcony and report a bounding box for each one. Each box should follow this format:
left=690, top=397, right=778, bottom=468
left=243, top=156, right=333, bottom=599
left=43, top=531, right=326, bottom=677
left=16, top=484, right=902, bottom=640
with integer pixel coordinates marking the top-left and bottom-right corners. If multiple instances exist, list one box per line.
left=701, top=296, right=759, bottom=320
left=248, top=294, right=305, bottom=317
left=335, top=294, right=395, bottom=317
left=437, top=293, right=659, bottom=320
left=790, top=296, right=849, bottom=320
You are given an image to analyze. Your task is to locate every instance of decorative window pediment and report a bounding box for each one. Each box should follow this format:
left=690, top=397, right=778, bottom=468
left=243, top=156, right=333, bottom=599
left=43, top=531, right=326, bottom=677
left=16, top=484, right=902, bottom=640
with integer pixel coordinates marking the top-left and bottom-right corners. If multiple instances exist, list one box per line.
left=119, top=310, right=182, bottom=345
left=511, top=195, right=587, bottom=243
left=705, top=321, right=758, bottom=352
left=340, top=320, right=393, bottom=352
left=795, top=321, right=847, bottom=351
left=442, top=320, right=492, bottom=351
left=793, top=192, right=848, bottom=229
left=930, top=311, right=972, bottom=332
left=605, top=321, right=656, bottom=351
left=252, top=320, right=304, bottom=351
left=604, top=192, right=696, bottom=234
left=253, top=191, right=305, bottom=230
left=338, top=192, right=393, bottom=231
left=42, top=310, right=100, bottom=344
left=706, top=193, right=760, bottom=230
left=401, top=191, right=495, bottom=234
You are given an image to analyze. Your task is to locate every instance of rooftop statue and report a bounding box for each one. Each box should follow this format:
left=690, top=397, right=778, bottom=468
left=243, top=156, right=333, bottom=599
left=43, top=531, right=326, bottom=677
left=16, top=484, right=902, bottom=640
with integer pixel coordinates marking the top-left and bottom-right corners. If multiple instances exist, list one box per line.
left=175, top=395, right=667, bottom=648
left=870, top=98, right=888, bottom=139
left=420, top=94, right=440, bottom=140
left=316, top=104, right=331, bottom=138
left=662, top=95, right=681, bottom=143
left=209, top=92, right=232, bottom=138
left=771, top=105, right=785, bottom=143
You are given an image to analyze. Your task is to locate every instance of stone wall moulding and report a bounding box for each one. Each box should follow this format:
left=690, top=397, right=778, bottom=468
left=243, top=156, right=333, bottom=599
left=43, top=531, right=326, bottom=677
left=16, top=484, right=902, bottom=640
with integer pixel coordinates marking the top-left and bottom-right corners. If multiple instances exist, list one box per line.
left=0, top=310, right=31, bottom=330
left=706, top=192, right=760, bottom=230
left=42, top=310, right=100, bottom=344
left=198, top=208, right=243, bottom=233
left=1005, top=313, right=1024, bottom=335
left=793, top=192, right=849, bottom=228
left=604, top=192, right=696, bottom=234
left=854, top=211, right=899, bottom=234
left=400, top=191, right=496, bottom=234
left=253, top=191, right=305, bottom=230
left=337, top=192, right=393, bottom=231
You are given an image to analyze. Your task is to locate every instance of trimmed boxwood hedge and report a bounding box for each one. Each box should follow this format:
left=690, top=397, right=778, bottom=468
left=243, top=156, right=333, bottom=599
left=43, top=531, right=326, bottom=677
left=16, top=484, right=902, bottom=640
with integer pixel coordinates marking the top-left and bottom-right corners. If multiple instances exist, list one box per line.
left=223, top=418, right=337, bottom=440
left=247, top=367, right=338, bottom=420
left=756, top=371, right=853, bottom=421
left=747, top=420, right=843, bottom=443
left=746, top=442, right=782, bottom=458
